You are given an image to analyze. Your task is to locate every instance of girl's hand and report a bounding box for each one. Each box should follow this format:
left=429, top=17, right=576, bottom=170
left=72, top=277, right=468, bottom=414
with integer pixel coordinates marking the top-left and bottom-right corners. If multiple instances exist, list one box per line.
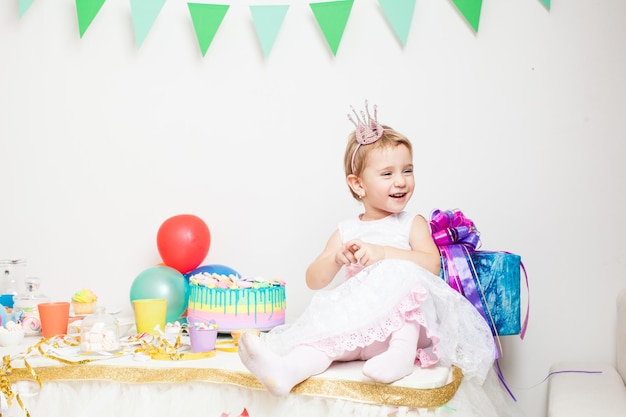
left=335, top=243, right=358, bottom=265
left=345, top=239, right=385, bottom=267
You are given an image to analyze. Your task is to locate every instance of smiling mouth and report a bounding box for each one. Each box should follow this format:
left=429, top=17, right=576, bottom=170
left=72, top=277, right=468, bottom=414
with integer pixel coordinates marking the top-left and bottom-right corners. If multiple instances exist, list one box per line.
left=390, top=193, right=407, bottom=199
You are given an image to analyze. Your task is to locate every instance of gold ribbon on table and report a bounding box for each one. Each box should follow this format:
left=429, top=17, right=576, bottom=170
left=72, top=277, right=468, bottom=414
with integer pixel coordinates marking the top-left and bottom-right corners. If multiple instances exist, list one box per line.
left=2, top=334, right=114, bottom=417
left=1, top=355, right=32, bottom=417
left=135, top=333, right=237, bottom=360
left=215, top=340, right=238, bottom=352
left=1, top=332, right=228, bottom=416
left=1, top=335, right=70, bottom=417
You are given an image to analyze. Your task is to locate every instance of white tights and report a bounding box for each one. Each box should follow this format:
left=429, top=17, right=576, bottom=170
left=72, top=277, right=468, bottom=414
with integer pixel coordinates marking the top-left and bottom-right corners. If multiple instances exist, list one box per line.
left=238, top=321, right=423, bottom=396
left=361, top=319, right=421, bottom=383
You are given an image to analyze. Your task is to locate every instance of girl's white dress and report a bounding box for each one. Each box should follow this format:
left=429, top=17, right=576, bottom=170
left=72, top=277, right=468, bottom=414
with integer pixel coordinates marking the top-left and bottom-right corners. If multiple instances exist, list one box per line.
left=262, top=211, right=523, bottom=416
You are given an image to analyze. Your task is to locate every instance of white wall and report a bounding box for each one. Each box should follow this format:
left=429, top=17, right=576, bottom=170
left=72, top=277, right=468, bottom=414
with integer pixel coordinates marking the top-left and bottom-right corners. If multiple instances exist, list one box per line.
left=1, top=1, right=625, bottom=416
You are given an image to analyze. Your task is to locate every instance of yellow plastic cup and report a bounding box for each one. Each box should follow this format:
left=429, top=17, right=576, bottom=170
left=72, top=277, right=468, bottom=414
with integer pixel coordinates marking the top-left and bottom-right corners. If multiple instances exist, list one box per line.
left=132, top=299, right=167, bottom=334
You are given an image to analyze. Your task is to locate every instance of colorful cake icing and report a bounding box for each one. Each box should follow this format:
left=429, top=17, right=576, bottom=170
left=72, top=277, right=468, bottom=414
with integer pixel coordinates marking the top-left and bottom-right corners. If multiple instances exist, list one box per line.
left=187, top=273, right=286, bottom=332
left=71, top=288, right=98, bottom=315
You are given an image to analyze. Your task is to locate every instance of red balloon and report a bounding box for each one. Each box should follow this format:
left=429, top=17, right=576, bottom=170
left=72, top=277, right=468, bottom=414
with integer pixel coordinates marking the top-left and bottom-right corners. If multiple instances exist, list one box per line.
left=157, top=214, right=211, bottom=274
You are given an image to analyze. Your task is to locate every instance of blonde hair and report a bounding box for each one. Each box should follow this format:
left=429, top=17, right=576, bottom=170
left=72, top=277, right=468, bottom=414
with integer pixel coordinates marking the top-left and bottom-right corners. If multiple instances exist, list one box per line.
left=343, top=125, right=413, bottom=200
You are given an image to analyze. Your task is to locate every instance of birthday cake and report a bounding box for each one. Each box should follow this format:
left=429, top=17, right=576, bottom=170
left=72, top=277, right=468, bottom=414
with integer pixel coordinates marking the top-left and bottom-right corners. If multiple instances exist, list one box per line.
left=187, top=273, right=286, bottom=332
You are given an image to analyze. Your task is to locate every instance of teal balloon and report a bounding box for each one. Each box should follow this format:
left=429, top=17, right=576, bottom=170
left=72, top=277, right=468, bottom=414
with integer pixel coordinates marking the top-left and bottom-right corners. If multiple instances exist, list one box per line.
left=130, top=266, right=189, bottom=323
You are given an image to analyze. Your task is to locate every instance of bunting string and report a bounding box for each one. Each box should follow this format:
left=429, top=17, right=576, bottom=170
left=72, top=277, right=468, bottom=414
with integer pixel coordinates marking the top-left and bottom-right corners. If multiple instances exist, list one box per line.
left=14, top=0, right=550, bottom=57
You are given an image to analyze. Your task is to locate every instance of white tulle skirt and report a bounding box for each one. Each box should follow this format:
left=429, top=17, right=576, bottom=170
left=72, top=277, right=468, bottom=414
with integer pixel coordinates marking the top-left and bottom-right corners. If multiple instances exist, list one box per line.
left=263, top=259, right=495, bottom=383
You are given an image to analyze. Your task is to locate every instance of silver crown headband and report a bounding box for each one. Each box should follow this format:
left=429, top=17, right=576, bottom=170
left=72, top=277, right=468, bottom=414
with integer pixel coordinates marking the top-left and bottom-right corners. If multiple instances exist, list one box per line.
left=347, top=101, right=384, bottom=174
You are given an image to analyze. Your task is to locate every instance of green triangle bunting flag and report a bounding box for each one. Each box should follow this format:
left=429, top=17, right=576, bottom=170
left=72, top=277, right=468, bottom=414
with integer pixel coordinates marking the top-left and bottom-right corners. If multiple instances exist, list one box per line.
left=451, top=0, right=482, bottom=33
left=76, top=0, right=106, bottom=38
left=309, top=0, right=354, bottom=56
left=378, top=0, right=416, bottom=46
left=250, top=5, right=289, bottom=57
left=540, top=0, right=550, bottom=10
left=187, top=3, right=229, bottom=57
left=130, top=0, right=167, bottom=48
left=18, top=0, right=36, bottom=18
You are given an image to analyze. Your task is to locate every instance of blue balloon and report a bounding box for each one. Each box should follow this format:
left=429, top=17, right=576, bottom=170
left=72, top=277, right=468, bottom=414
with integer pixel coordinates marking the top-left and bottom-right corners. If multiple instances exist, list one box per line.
left=185, top=264, right=241, bottom=279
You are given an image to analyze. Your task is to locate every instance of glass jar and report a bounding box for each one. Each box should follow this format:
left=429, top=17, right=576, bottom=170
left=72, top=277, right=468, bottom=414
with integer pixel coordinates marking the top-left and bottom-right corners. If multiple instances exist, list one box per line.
left=12, top=277, right=50, bottom=335
left=79, top=306, right=120, bottom=353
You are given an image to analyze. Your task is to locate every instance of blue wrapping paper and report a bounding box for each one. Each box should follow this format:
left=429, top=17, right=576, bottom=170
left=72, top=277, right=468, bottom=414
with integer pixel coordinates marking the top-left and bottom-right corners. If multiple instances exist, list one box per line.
left=440, top=251, right=521, bottom=336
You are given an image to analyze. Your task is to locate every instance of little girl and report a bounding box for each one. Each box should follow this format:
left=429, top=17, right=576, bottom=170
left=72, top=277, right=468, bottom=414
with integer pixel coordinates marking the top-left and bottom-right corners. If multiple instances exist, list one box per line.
left=238, top=103, right=518, bottom=415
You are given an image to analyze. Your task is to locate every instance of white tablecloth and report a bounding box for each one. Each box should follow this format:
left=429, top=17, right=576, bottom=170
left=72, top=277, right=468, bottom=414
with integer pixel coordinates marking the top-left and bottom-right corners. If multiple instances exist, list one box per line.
left=2, top=334, right=463, bottom=417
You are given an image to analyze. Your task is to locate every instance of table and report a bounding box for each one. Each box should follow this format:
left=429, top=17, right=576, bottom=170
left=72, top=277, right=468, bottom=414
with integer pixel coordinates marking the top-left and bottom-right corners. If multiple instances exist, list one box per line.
left=1, top=334, right=463, bottom=417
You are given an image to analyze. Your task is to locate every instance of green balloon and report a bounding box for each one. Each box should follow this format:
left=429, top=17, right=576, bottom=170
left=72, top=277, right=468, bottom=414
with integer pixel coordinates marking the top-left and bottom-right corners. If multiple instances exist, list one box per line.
left=130, top=266, right=189, bottom=323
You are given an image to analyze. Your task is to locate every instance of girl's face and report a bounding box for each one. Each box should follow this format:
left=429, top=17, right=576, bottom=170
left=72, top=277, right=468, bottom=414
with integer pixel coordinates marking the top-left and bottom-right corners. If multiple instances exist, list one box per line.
left=358, top=144, right=414, bottom=220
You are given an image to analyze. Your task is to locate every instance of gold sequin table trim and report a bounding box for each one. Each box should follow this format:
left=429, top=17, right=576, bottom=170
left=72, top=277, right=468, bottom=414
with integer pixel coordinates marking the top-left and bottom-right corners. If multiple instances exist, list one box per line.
left=7, top=364, right=463, bottom=409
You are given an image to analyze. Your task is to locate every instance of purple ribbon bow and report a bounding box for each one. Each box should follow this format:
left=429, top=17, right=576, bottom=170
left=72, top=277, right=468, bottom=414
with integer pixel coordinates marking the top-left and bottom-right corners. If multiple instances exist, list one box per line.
left=430, top=209, right=488, bottom=324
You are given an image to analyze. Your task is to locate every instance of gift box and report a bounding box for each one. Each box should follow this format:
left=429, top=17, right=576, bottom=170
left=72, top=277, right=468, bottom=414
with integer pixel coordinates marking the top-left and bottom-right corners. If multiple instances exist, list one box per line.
left=430, top=209, right=525, bottom=337
left=440, top=251, right=521, bottom=336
